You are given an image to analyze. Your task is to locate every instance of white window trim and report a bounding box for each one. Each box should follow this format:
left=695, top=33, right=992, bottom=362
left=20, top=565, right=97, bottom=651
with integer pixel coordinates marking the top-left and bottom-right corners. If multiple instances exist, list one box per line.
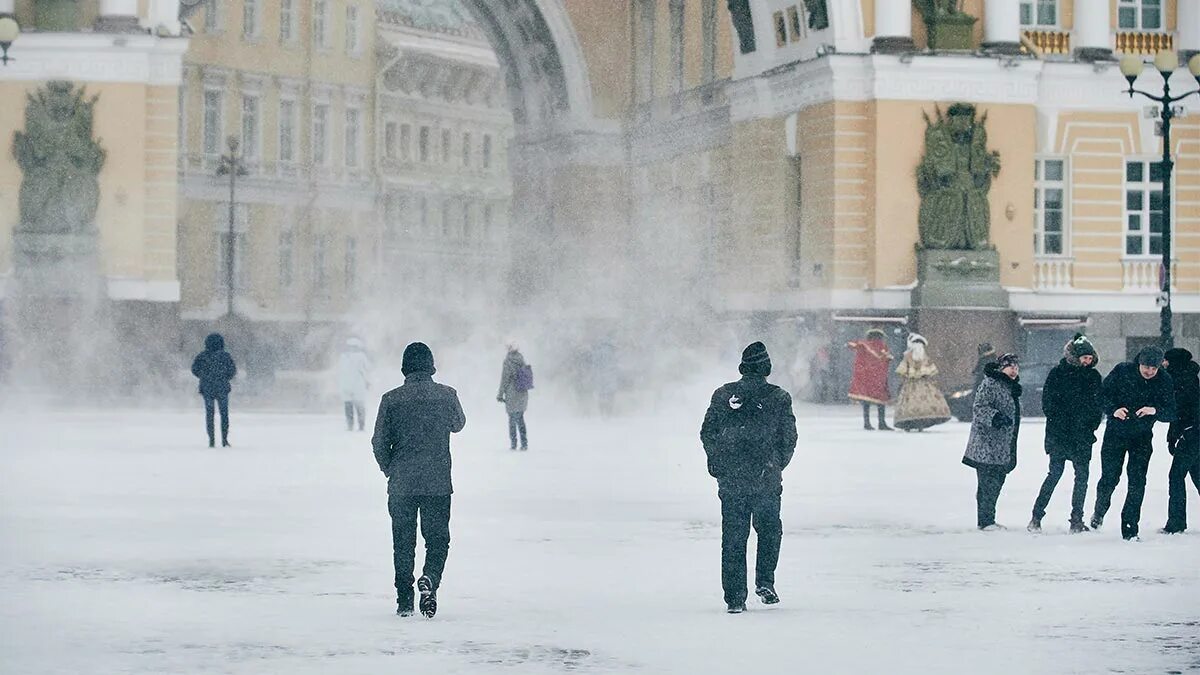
left=313, top=0, right=331, bottom=50
left=1117, top=0, right=1164, bottom=31
left=1034, top=156, right=1070, bottom=257
left=278, top=97, right=299, bottom=164
left=311, top=102, right=331, bottom=167
left=242, top=0, right=262, bottom=39
left=1019, top=0, right=1060, bottom=29
left=1122, top=156, right=1172, bottom=260
left=345, top=5, right=362, bottom=57
left=240, top=93, right=263, bottom=165
left=344, top=106, right=363, bottom=169
left=202, top=87, right=225, bottom=157
left=280, top=0, right=297, bottom=44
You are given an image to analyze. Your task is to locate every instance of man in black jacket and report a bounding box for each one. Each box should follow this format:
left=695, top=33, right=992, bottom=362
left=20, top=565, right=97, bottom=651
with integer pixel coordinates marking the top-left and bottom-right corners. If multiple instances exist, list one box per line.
left=1090, top=346, right=1176, bottom=540
left=1029, top=334, right=1102, bottom=533
left=701, top=342, right=797, bottom=614
left=1162, top=347, right=1199, bottom=533
left=372, top=342, right=466, bottom=618
left=191, top=333, right=237, bottom=448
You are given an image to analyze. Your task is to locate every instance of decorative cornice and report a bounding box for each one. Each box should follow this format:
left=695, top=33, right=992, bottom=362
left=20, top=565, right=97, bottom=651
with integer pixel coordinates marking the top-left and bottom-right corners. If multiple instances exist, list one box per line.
left=0, top=33, right=189, bottom=85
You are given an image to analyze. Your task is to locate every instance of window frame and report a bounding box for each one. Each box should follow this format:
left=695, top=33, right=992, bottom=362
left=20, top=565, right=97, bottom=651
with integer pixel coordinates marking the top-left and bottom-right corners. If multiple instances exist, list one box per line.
left=1019, top=0, right=1059, bottom=28
left=1033, top=156, right=1068, bottom=257
left=1123, top=158, right=1169, bottom=258
left=313, top=0, right=330, bottom=50
left=344, top=107, right=362, bottom=169
left=240, top=93, right=262, bottom=163
left=345, top=5, right=361, bottom=55
left=280, top=0, right=296, bottom=43
left=344, top=236, right=357, bottom=292
left=202, top=88, right=223, bottom=157
left=278, top=228, right=295, bottom=290
left=242, top=0, right=260, bottom=38
left=311, top=102, right=330, bottom=166
left=1118, top=0, right=1162, bottom=31
left=278, top=97, right=297, bottom=164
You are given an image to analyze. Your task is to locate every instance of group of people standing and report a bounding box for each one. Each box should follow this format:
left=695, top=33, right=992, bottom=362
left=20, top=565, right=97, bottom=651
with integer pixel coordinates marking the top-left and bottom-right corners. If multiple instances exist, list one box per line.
left=847, top=328, right=951, bottom=432
left=963, top=334, right=1198, bottom=540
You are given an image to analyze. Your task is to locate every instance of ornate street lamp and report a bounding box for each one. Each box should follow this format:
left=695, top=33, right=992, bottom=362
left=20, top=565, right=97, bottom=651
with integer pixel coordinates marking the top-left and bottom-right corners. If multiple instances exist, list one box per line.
left=1118, top=52, right=1200, bottom=349
left=0, top=15, right=20, bottom=66
left=215, top=136, right=249, bottom=318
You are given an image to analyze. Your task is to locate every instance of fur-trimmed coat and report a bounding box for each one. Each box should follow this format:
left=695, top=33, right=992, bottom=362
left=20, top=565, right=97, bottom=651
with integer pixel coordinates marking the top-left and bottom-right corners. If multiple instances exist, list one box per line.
left=962, top=364, right=1022, bottom=473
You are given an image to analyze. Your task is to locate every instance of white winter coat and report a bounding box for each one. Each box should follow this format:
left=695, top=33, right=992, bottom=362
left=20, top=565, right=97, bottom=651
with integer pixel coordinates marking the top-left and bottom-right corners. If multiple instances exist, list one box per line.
left=338, top=348, right=370, bottom=403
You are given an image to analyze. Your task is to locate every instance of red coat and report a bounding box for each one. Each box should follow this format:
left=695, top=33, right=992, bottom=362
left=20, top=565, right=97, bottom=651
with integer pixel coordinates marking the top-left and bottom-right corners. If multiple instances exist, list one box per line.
left=847, top=339, right=892, bottom=405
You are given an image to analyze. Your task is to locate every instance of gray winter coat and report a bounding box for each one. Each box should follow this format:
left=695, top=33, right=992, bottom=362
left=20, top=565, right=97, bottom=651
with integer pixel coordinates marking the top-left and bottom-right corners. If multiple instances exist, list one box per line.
left=498, top=350, right=529, bottom=414
left=372, top=373, right=466, bottom=497
left=962, top=364, right=1022, bottom=472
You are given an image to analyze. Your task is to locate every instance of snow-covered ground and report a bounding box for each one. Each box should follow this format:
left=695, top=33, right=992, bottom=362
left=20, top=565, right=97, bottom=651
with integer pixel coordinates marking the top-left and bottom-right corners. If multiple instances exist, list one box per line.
left=2, top=401, right=1198, bottom=674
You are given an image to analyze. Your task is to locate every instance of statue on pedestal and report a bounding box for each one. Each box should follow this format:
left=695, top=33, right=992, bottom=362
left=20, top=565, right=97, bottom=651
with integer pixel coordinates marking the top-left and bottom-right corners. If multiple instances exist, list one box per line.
left=916, top=103, right=1000, bottom=251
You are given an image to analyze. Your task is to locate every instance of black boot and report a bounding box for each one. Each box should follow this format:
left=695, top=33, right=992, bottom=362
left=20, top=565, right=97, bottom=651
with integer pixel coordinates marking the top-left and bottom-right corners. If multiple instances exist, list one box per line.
left=417, top=575, right=437, bottom=618
left=1069, top=519, right=1090, bottom=534
left=862, top=404, right=874, bottom=431
left=877, top=406, right=893, bottom=431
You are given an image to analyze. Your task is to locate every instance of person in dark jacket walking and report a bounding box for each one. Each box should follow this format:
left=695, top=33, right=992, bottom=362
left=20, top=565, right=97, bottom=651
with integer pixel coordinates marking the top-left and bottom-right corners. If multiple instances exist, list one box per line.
left=191, top=333, right=237, bottom=448
left=962, top=354, right=1022, bottom=530
left=1090, top=346, right=1176, bottom=540
left=372, top=342, right=466, bottom=618
left=1162, top=347, right=1199, bottom=533
left=700, top=342, right=797, bottom=614
left=1029, top=334, right=1103, bottom=533
left=497, top=342, right=531, bottom=450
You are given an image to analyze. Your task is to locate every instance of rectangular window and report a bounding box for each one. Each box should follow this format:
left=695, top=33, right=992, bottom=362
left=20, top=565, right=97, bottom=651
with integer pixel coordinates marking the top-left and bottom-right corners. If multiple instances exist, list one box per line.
left=419, top=126, right=431, bottom=162
left=1124, top=159, right=1166, bottom=256
left=280, top=0, right=295, bottom=42
left=441, top=129, right=452, bottom=163
left=1118, top=0, right=1161, bottom=30
left=278, top=230, right=294, bottom=289
left=807, top=0, right=830, bottom=30
left=773, top=11, right=787, bottom=47
left=313, top=235, right=329, bottom=291
left=400, top=124, right=412, bottom=161
left=670, top=0, right=685, bottom=95
left=701, top=0, right=717, bottom=83
left=1033, top=158, right=1067, bottom=256
left=344, top=108, right=361, bottom=168
left=636, top=0, right=655, bottom=102
left=312, top=103, right=329, bottom=165
left=203, top=90, right=223, bottom=155
left=279, top=99, right=296, bottom=163
left=241, top=95, right=260, bottom=161
left=313, top=0, right=329, bottom=48
left=462, top=132, right=472, bottom=167
left=242, top=0, right=259, bottom=37
left=345, top=5, right=360, bottom=54
left=462, top=203, right=473, bottom=240
left=787, top=6, right=802, bottom=41
left=216, top=229, right=248, bottom=289
left=482, top=134, right=493, bottom=169
left=344, top=236, right=357, bottom=291
left=385, top=122, right=397, bottom=160
left=1019, top=0, right=1058, bottom=27
left=204, top=0, right=220, bottom=32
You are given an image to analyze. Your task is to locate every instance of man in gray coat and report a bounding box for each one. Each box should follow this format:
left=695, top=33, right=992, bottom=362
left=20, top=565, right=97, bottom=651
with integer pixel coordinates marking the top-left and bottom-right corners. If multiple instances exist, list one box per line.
left=372, top=342, right=466, bottom=618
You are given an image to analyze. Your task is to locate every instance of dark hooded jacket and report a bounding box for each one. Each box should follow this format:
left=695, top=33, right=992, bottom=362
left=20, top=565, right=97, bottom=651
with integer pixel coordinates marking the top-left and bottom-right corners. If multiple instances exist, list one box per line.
left=1164, top=348, right=1199, bottom=455
left=191, top=333, right=237, bottom=397
left=1042, top=355, right=1103, bottom=455
left=1101, top=361, right=1176, bottom=441
left=700, top=373, right=797, bottom=495
left=372, top=344, right=466, bottom=497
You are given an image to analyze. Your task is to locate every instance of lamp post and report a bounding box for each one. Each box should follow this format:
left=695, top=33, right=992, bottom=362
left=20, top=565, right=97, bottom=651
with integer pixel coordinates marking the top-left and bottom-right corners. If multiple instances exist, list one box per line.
left=215, top=136, right=248, bottom=318
left=0, top=14, right=19, bottom=65
left=1118, top=52, right=1200, bottom=350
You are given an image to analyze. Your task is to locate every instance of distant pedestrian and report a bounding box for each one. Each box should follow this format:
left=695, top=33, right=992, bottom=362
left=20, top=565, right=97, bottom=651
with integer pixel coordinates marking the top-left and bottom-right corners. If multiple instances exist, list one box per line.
left=1090, top=346, right=1176, bottom=540
left=1162, top=347, right=1199, bottom=534
left=372, top=342, right=466, bottom=618
left=497, top=341, right=532, bottom=451
left=893, top=333, right=951, bottom=431
left=191, top=333, right=236, bottom=448
left=962, top=353, right=1022, bottom=530
left=847, top=328, right=893, bottom=430
left=338, top=337, right=371, bottom=431
left=1029, top=334, right=1102, bottom=534
left=701, top=341, right=797, bottom=614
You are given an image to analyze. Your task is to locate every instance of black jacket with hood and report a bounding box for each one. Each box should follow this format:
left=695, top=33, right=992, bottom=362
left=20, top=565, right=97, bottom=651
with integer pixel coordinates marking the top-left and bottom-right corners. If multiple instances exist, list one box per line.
left=1042, top=355, right=1103, bottom=454
left=1164, top=348, right=1199, bottom=454
left=191, top=333, right=237, bottom=397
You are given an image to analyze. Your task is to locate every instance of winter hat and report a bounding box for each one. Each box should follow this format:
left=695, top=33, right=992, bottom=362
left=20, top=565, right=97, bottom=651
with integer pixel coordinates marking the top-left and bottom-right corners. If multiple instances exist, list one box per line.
left=1136, top=345, right=1165, bottom=367
left=997, top=352, right=1020, bottom=369
left=865, top=328, right=886, bottom=340
left=739, top=341, right=772, bottom=377
left=402, top=341, right=436, bottom=376
left=977, top=342, right=995, bottom=358
left=907, top=333, right=927, bottom=346
left=205, top=333, right=225, bottom=352
left=1064, top=333, right=1097, bottom=362
left=1164, top=347, right=1194, bottom=367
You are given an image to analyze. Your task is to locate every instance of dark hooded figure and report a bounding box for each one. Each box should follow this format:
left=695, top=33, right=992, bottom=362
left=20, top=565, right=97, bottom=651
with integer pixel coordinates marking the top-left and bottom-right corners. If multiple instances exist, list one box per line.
left=1029, top=334, right=1102, bottom=534
left=1090, top=346, right=1176, bottom=540
left=962, top=353, right=1022, bottom=530
left=700, top=342, right=797, bottom=614
left=191, top=333, right=236, bottom=448
left=372, top=342, right=465, bottom=619
left=1162, top=347, right=1199, bottom=534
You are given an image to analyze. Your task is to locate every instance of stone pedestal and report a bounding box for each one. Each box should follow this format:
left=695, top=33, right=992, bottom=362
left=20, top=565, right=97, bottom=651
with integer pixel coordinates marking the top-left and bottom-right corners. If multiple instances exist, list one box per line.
left=912, top=248, right=1008, bottom=309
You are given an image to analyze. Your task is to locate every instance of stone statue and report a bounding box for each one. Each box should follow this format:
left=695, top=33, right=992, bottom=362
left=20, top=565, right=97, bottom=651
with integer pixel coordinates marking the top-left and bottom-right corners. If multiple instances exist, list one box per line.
left=11, top=81, right=107, bottom=235
left=916, top=103, right=1000, bottom=250
left=727, top=0, right=756, bottom=54
left=915, top=0, right=969, bottom=19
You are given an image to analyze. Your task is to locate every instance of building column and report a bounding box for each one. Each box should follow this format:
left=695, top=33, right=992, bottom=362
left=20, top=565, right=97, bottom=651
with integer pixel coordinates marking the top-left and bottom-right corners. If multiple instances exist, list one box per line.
left=95, top=0, right=140, bottom=32
left=871, top=0, right=914, bottom=53
left=1074, top=0, right=1112, bottom=62
left=982, top=0, right=1021, bottom=54
left=1180, top=0, right=1200, bottom=61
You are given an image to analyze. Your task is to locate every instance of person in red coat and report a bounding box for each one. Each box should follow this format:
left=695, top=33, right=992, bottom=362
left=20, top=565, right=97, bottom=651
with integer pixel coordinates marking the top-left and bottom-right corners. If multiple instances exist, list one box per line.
left=847, top=328, right=893, bottom=430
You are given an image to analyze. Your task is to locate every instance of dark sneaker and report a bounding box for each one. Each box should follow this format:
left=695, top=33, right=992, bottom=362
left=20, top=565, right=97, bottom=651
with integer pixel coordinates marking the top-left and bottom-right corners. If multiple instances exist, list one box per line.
left=877, top=422, right=893, bottom=431
left=863, top=422, right=874, bottom=431
left=1121, top=523, right=1139, bottom=541
left=755, top=586, right=780, bottom=605
left=726, top=603, right=746, bottom=614
left=1089, top=514, right=1103, bottom=530
left=1160, top=526, right=1185, bottom=535
left=397, top=588, right=414, bottom=617
left=1069, top=520, right=1090, bottom=534
left=417, top=576, right=437, bottom=618
left=1027, top=517, right=1042, bottom=533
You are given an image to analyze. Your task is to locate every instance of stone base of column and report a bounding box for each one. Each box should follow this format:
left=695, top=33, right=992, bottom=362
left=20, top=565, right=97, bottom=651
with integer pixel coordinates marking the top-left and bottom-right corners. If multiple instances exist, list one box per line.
left=1074, top=46, right=1114, bottom=63
left=981, top=40, right=1022, bottom=56
left=871, top=36, right=916, bottom=54
left=94, top=14, right=142, bottom=33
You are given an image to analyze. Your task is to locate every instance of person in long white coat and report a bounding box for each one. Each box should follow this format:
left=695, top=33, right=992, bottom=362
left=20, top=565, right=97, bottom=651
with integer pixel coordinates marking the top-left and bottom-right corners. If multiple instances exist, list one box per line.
left=338, top=337, right=371, bottom=431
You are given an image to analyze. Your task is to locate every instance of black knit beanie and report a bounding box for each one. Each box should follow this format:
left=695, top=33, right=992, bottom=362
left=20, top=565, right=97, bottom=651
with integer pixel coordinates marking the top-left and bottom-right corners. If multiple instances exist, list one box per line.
left=739, top=341, right=772, bottom=377
left=1136, top=346, right=1164, bottom=367
left=1065, top=333, right=1097, bottom=362
left=402, top=342, right=436, bottom=375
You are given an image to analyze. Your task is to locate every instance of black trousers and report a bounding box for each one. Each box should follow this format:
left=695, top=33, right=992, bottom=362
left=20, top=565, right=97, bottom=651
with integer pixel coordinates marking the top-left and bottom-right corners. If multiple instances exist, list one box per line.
left=389, top=494, right=451, bottom=601
left=1165, top=450, right=1200, bottom=531
left=1032, top=454, right=1090, bottom=523
left=508, top=412, right=527, bottom=449
left=203, top=394, right=229, bottom=444
left=975, top=466, right=1007, bottom=528
left=719, top=488, right=782, bottom=606
left=344, top=401, right=366, bottom=430
left=1093, top=434, right=1153, bottom=537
